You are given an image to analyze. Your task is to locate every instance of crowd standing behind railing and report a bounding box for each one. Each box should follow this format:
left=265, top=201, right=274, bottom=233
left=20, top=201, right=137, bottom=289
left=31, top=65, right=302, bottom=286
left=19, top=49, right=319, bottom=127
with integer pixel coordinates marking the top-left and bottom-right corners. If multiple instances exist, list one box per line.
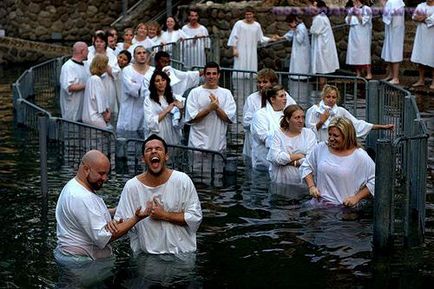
left=56, top=2, right=429, bottom=202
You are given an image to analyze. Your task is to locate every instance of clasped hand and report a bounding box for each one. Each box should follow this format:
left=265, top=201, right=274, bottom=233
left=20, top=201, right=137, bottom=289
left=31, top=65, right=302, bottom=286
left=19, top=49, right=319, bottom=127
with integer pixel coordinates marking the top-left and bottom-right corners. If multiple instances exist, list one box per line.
left=209, top=94, right=219, bottom=110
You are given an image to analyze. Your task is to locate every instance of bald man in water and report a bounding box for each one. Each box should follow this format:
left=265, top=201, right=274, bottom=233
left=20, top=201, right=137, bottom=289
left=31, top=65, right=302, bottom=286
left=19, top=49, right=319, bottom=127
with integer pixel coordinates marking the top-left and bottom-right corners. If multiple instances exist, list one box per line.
left=54, top=150, right=149, bottom=263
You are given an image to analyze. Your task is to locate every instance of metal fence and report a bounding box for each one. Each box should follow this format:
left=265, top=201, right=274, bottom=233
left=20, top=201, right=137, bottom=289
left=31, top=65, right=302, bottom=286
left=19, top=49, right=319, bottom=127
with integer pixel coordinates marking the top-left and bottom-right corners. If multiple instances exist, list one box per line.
left=13, top=56, right=428, bottom=249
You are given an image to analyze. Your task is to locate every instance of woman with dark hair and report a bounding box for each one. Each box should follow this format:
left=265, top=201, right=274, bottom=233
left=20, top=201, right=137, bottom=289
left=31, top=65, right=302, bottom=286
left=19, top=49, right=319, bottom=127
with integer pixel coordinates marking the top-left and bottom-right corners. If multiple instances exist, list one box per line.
left=161, top=16, right=187, bottom=53
left=143, top=70, right=185, bottom=144
left=300, top=117, right=375, bottom=207
left=267, top=105, right=316, bottom=184
left=251, top=85, right=288, bottom=171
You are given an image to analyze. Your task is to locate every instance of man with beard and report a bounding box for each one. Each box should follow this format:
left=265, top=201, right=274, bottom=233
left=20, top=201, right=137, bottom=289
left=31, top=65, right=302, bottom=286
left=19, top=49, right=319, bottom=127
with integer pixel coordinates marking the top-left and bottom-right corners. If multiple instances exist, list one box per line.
left=55, top=150, right=148, bottom=262
left=115, top=134, right=202, bottom=254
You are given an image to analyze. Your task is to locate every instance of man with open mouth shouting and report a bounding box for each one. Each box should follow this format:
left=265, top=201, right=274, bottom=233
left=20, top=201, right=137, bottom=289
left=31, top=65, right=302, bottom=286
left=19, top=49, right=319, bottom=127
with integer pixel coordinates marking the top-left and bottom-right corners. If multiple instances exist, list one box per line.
left=114, top=134, right=202, bottom=254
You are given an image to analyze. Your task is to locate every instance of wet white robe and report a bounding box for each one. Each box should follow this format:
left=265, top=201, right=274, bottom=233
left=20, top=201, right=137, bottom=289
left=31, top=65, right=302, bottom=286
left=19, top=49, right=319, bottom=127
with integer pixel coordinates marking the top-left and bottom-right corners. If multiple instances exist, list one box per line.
left=227, top=20, right=270, bottom=77
left=181, top=24, right=210, bottom=68
left=242, top=91, right=296, bottom=158
left=114, top=171, right=202, bottom=254
left=300, top=142, right=375, bottom=205
left=59, top=59, right=88, bottom=121
left=310, top=13, right=339, bottom=74
left=82, top=75, right=109, bottom=129
left=305, top=101, right=373, bottom=142
left=251, top=103, right=283, bottom=170
left=143, top=94, right=185, bottom=145
left=185, top=85, right=236, bottom=152
left=410, top=2, right=434, bottom=67
left=267, top=128, right=317, bottom=184
left=381, top=0, right=405, bottom=62
left=56, top=178, right=112, bottom=260
left=345, top=5, right=372, bottom=65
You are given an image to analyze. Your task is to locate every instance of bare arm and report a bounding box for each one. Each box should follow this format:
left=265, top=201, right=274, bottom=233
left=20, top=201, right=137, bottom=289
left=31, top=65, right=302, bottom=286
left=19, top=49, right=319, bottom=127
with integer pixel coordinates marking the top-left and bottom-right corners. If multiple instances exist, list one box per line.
left=108, top=206, right=150, bottom=242
left=372, top=124, right=394, bottom=130
left=304, top=173, right=320, bottom=198
left=343, top=186, right=371, bottom=207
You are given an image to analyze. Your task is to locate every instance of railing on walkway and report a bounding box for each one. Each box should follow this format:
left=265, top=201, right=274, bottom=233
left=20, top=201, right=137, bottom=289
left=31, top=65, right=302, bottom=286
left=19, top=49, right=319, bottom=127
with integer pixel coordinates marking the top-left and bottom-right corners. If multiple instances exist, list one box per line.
left=13, top=57, right=428, bottom=250
left=368, top=80, right=428, bottom=251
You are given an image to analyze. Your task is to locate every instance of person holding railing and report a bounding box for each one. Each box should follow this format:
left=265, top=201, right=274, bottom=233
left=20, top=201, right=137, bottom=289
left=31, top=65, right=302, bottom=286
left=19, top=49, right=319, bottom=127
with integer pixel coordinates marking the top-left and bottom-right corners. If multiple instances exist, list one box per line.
left=59, top=41, right=89, bottom=122
left=301, top=117, right=375, bottom=207
left=267, top=105, right=316, bottom=185
left=251, top=85, right=289, bottom=171
left=181, top=8, right=210, bottom=68
left=410, top=0, right=434, bottom=90
left=82, top=54, right=112, bottom=130
left=309, top=0, right=339, bottom=87
left=380, top=0, right=405, bottom=85
left=143, top=70, right=185, bottom=145
left=345, top=0, right=373, bottom=80
left=227, top=6, right=275, bottom=78
left=117, top=46, right=154, bottom=138
left=305, top=85, right=394, bottom=143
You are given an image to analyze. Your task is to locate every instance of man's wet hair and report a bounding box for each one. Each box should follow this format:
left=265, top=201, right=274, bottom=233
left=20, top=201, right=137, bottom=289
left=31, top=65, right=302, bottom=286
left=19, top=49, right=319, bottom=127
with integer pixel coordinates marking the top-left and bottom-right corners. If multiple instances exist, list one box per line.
left=142, top=134, right=168, bottom=154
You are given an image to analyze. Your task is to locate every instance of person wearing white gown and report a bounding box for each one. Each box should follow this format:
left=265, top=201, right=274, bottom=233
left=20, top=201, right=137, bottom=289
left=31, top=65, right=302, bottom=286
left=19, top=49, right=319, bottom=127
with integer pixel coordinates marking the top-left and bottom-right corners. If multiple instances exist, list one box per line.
left=410, top=0, right=434, bottom=90
left=117, top=27, right=134, bottom=53
left=267, top=105, right=316, bottom=184
left=345, top=0, right=373, bottom=79
left=251, top=85, right=288, bottom=171
left=181, top=9, right=210, bottom=68
left=305, top=85, right=394, bottom=142
left=161, top=16, right=187, bottom=55
left=86, top=31, right=121, bottom=123
left=143, top=70, right=185, bottom=145
left=243, top=69, right=296, bottom=158
left=227, top=6, right=273, bottom=78
left=185, top=62, right=236, bottom=152
left=59, top=41, right=89, bottom=121
left=116, top=46, right=154, bottom=137
left=143, top=21, right=163, bottom=50
left=380, top=0, right=405, bottom=85
left=309, top=0, right=339, bottom=79
left=114, top=135, right=202, bottom=254
left=301, top=117, right=375, bottom=207
left=82, top=54, right=111, bottom=129
left=129, top=23, right=148, bottom=56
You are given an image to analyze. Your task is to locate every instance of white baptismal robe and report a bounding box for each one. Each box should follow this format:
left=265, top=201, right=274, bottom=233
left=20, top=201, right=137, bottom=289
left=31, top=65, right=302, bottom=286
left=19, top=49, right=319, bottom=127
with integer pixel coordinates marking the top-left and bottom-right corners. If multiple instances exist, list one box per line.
left=267, top=128, right=317, bottom=184
left=56, top=178, right=112, bottom=260
left=310, top=13, right=339, bottom=74
left=227, top=20, right=270, bottom=74
left=59, top=59, right=88, bottom=121
left=114, top=171, right=202, bottom=254
left=381, top=0, right=405, bottom=62
left=242, top=91, right=296, bottom=157
left=185, top=86, right=236, bottom=152
left=305, top=101, right=373, bottom=142
left=300, top=142, right=375, bottom=205
left=251, top=104, right=283, bottom=170
left=116, top=65, right=154, bottom=132
left=181, top=24, right=210, bottom=68
left=284, top=22, right=311, bottom=76
left=143, top=94, right=185, bottom=145
left=82, top=75, right=109, bottom=129
left=411, top=2, right=434, bottom=67
left=345, top=5, right=372, bottom=65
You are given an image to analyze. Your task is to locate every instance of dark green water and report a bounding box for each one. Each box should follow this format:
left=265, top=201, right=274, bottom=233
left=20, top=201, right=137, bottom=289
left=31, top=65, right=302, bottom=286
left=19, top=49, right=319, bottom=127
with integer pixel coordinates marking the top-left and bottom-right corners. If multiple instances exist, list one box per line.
left=0, top=65, right=433, bottom=289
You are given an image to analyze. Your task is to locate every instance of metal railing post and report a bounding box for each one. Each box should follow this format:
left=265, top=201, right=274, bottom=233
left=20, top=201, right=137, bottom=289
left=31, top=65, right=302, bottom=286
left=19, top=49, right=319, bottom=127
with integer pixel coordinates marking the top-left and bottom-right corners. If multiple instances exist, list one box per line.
left=366, top=80, right=379, bottom=154
left=373, top=139, right=394, bottom=253
left=116, top=137, right=128, bottom=160
left=38, top=113, right=49, bottom=199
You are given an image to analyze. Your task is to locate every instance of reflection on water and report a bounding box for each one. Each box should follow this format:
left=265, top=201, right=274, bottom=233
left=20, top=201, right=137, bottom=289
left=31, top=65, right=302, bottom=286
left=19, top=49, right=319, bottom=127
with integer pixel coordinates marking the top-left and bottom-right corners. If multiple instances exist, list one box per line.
left=1, top=65, right=433, bottom=288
